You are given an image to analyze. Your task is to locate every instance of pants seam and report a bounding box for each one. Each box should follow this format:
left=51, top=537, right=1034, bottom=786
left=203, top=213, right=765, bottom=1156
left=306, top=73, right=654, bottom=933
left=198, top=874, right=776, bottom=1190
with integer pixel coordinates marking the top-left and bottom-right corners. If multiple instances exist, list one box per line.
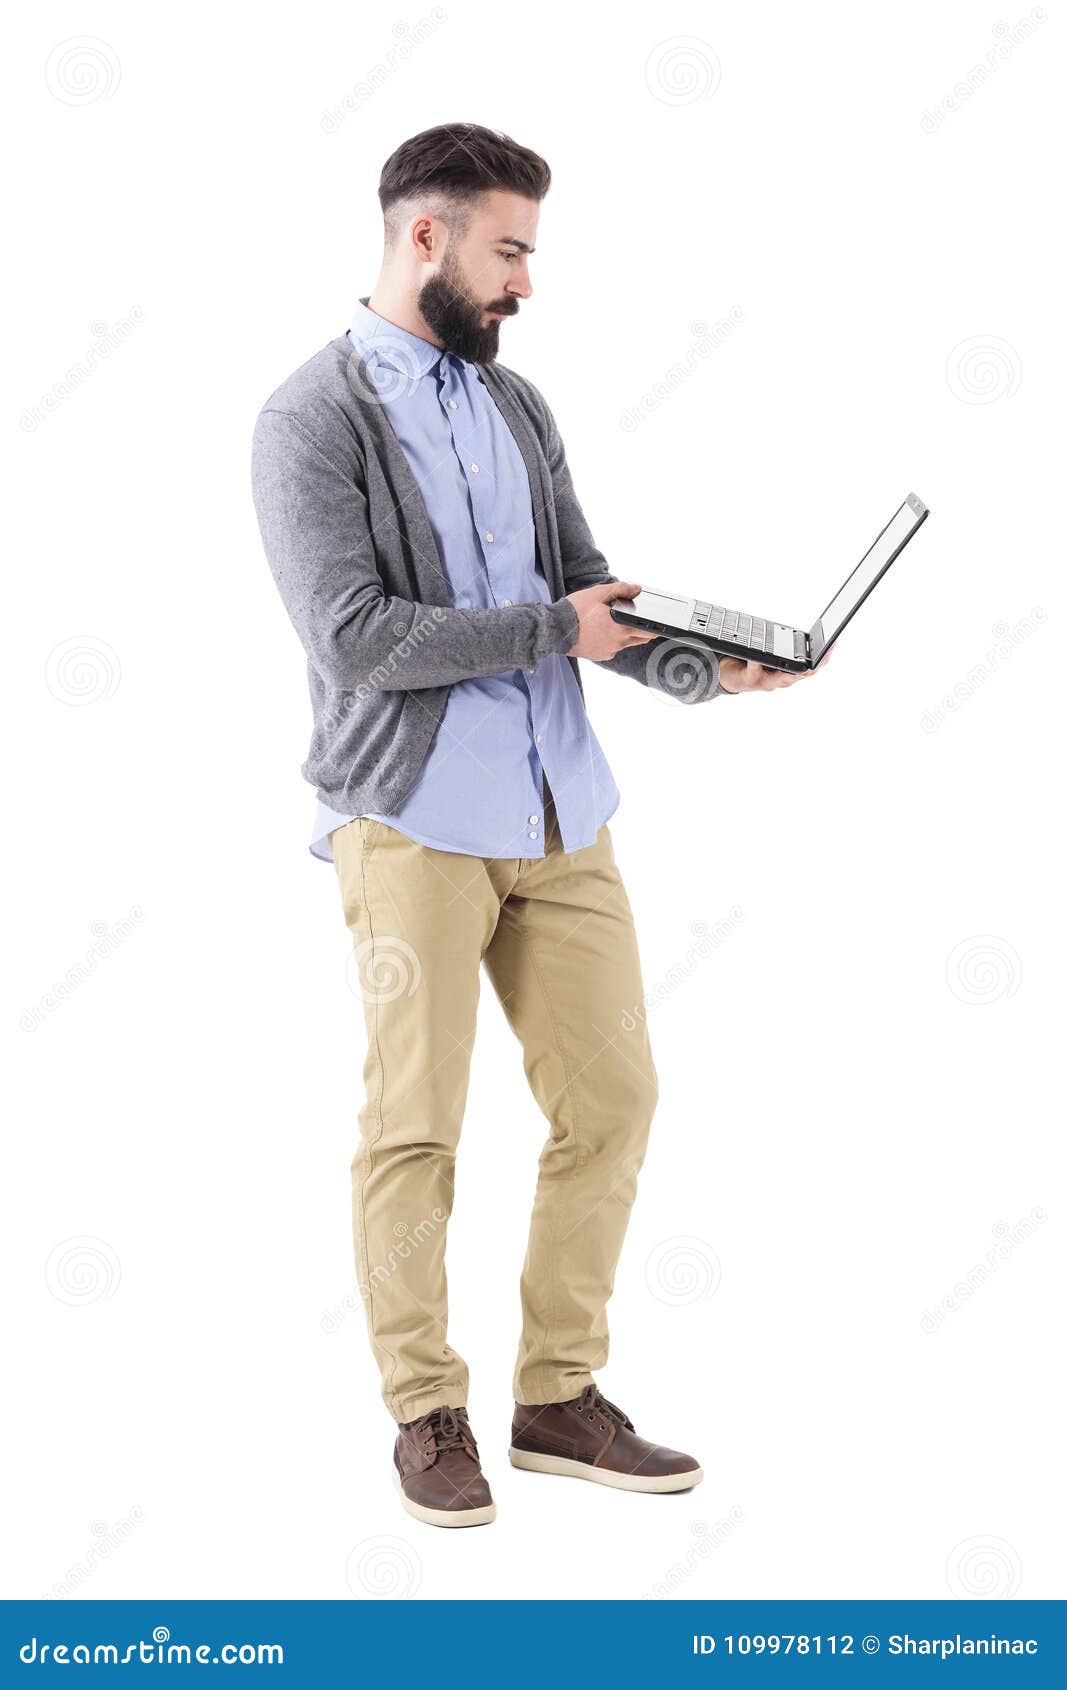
left=355, top=833, right=404, bottom=1416
left=515, top=908, right=585, bottom=1392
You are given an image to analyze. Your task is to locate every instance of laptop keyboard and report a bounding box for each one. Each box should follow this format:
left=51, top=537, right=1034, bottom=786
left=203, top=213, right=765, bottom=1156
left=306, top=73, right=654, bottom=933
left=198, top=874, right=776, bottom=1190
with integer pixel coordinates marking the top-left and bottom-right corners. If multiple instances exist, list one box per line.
left=691, top=602, right=799, bottom=660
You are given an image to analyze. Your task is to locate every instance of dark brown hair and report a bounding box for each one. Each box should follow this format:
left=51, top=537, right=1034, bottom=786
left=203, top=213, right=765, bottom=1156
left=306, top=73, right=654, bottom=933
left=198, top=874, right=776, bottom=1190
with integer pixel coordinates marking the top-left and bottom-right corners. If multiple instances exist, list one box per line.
left=378, top=122, right=551, bottom=239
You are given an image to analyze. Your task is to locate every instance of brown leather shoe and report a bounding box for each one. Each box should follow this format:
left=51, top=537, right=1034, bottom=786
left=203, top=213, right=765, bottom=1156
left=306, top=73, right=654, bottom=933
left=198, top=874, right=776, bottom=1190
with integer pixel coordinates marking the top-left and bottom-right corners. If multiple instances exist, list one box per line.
left=393, top=1405, right=496, bottom=1527
left=509, top=1384, right=703, bottom=1493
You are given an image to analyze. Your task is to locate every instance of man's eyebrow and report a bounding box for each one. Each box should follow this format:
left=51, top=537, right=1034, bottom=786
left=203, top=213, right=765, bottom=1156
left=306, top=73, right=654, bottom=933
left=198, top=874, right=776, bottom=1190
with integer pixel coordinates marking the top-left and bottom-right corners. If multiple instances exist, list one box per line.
left=495, top=236, right=535, bottom=254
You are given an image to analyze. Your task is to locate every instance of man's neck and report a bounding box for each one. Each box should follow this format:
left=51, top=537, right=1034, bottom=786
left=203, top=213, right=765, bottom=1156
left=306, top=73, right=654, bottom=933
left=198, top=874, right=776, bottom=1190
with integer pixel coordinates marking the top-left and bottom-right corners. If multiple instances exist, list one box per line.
left=365, top=284, right=443, bottom=350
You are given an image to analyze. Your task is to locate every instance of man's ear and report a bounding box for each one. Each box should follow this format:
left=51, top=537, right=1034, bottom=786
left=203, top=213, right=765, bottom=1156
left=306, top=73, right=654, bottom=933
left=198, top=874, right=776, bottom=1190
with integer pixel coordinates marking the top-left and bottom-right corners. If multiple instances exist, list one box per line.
left=410, top=214, right=439, bottom=262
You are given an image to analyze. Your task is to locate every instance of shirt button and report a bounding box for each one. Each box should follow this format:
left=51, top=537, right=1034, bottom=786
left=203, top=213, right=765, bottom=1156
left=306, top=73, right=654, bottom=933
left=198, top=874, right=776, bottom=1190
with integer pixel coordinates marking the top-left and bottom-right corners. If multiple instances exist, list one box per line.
left=485, top=532, right=494, bottom=543
left=448, top=400, right=457, bottom=410
left=502, top=598, right=512, bottom=607
left=535, top=734, right=543, bottom=745
left=470, top=463, right=479, bottom=474
left=528, top=831, right=537, bottom=840
left=529, top=814, right=539, bottom=825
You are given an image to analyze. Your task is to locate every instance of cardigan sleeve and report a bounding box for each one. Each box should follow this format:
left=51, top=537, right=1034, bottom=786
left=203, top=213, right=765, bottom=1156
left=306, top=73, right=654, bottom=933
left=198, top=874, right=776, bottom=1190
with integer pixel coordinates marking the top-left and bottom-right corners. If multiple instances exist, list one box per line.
left=251, top=407, right=579, bottom=694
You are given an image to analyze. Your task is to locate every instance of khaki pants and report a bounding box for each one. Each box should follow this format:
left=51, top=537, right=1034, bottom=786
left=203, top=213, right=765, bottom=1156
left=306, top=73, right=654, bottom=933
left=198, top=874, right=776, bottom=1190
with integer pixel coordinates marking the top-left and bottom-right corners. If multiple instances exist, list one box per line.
left=330, top=789, right=658, bottom=1423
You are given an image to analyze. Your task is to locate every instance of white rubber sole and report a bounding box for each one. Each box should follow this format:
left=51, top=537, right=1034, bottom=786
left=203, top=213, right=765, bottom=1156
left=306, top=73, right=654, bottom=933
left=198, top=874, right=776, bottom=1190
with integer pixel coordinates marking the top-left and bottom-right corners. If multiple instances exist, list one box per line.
left=509, top=1447, right=703, bottom=1493
left=393, top=1467, right=497, bottom=1528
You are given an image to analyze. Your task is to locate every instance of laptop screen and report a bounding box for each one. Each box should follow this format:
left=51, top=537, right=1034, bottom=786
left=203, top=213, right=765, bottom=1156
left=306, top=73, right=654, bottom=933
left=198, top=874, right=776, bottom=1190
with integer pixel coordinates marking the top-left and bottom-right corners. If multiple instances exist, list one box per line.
left=809, top=495, right=926, bottom=664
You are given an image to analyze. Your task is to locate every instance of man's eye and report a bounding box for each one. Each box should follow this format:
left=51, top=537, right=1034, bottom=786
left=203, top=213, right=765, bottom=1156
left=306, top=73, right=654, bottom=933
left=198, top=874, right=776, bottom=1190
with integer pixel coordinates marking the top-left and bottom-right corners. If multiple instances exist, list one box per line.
left=499, top=251, right=519, bottom=262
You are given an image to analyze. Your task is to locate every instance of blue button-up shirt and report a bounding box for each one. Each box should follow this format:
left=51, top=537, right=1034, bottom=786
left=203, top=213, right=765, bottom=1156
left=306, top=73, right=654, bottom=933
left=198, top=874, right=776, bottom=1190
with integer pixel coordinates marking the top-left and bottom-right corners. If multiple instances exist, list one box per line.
left=310, top=299, right=619, bottom=861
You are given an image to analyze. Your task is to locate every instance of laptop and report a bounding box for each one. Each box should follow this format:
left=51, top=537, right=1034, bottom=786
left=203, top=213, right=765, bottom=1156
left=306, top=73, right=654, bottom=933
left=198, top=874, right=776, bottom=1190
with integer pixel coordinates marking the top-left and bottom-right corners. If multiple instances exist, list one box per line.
left=609, top=492, right=929, bottom=673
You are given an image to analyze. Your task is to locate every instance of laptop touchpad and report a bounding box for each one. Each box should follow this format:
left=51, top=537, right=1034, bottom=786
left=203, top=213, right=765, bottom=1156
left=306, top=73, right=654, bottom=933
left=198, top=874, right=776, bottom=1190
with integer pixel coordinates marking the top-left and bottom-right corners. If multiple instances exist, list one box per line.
left=632, top=591, right=696, bottom=628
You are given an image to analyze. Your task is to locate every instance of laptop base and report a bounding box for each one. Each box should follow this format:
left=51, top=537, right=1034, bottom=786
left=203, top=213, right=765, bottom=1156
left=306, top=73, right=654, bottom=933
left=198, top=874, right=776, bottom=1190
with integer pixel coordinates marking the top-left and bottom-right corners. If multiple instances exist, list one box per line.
left=608, top=606, right=812, bottom=674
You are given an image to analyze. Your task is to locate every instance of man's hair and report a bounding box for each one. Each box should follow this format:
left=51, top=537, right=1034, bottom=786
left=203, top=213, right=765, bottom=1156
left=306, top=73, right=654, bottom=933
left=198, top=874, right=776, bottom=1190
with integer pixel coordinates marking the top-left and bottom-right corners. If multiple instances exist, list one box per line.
left=378, top=122, right=551, bottom=245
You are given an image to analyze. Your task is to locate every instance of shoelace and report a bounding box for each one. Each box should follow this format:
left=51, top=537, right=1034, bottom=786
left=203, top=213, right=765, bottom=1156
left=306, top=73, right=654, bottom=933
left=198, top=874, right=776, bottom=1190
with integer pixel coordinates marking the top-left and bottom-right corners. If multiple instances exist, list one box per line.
left=417, top=1405, right=478, bottom=1459
left=576, top=1385, right=634, bottom=1432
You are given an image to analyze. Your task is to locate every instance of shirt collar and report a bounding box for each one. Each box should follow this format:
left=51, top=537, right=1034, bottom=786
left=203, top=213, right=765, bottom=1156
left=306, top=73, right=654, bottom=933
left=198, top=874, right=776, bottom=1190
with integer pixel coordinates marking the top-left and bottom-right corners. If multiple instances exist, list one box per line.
left=349, top=296, right=447, bottom=381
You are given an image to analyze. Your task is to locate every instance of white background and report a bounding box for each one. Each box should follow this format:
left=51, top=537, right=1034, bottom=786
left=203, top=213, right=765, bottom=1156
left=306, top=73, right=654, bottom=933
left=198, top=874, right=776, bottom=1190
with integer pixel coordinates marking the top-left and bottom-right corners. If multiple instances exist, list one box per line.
left=5, top=0, right=1063, bottom=1604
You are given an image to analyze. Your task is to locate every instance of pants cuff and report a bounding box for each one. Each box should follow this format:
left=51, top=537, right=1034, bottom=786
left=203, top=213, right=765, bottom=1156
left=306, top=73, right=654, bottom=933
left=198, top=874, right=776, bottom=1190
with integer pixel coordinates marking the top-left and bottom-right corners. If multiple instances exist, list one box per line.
left=513, top=1371, right=595, bottom=1408
left=388, top=1390, right=468, bottom=1426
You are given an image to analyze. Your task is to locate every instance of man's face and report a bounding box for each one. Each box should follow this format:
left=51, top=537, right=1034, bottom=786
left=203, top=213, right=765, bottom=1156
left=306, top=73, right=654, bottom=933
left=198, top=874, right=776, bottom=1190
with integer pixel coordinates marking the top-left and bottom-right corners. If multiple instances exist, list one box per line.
left=418, top=189, right=538, bottom=364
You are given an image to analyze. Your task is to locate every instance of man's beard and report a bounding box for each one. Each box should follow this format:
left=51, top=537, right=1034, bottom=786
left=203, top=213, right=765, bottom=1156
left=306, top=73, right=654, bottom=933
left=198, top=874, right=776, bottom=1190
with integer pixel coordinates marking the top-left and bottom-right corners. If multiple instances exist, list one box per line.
left=418, top=250, right=516, bottom=364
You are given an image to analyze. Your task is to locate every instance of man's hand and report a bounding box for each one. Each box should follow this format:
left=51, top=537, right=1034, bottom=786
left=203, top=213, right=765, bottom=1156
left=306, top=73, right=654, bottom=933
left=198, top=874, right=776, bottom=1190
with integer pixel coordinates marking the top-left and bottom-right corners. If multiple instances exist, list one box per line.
left=564, top=583, right=659, bottom=662
left=717, top=647, right=833, bottom=693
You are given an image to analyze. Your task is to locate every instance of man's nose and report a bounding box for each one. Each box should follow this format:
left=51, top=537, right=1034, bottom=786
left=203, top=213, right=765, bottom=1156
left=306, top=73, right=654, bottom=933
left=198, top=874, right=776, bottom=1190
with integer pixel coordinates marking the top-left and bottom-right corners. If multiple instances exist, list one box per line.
left=508, top=267, right=533, bottom=301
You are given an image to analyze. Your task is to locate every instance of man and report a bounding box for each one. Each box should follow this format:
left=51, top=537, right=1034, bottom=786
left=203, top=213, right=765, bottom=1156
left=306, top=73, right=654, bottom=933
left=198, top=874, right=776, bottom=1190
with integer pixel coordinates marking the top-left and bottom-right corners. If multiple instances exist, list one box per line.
left=251, top=123, right=821, bottom=1529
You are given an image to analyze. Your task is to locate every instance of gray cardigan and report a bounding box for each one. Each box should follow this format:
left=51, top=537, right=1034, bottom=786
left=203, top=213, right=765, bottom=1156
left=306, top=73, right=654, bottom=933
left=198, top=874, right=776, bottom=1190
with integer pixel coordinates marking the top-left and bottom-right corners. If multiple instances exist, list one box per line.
left=250, top=333, right=722, bottom=818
